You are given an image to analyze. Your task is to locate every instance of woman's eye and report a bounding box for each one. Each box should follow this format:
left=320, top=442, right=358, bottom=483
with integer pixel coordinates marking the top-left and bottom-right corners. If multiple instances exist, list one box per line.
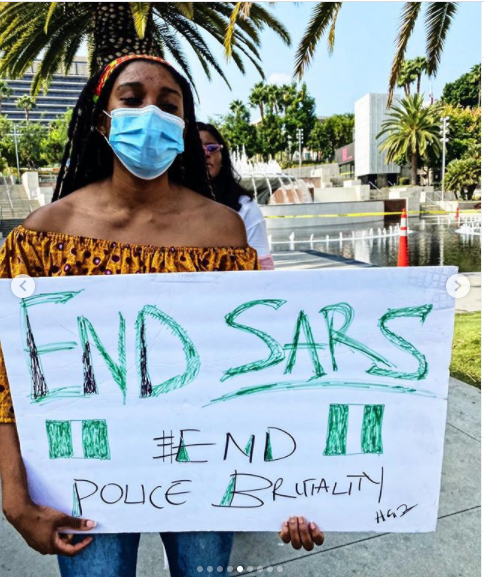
left=120, top=97, right=142, bottom=106
left=162, top=103, right=178, bottom=113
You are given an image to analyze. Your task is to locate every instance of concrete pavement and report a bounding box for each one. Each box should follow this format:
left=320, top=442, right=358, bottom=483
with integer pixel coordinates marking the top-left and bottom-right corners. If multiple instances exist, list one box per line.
left=456, top=273, right=481, bottom=313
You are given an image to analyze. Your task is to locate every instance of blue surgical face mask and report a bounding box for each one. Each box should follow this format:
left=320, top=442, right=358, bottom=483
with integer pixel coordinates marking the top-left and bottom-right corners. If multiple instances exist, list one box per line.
left=103, top=105, right=185, bottom=180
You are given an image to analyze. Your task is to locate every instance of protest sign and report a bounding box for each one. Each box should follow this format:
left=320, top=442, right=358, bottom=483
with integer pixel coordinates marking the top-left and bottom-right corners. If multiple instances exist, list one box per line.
left=0, top=267, right=456, bottom=533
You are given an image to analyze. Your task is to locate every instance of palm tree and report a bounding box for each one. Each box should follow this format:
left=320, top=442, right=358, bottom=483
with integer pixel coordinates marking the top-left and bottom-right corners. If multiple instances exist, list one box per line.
left=16, top=94, right=36, bottom=123
left=229, top=99, right=247, bottom=116
left=0, top=3, right=290, bottom=96
left=0, top=80, right=12, bottom=114
left=249, top=81, right=267, bottom=121
left=292, top=2, right=458, bottom=104
left=265, top=84, right=282, bottom=115
left=397, top=60, right=418, bottom=97
left=412, top=56, right=429, bottom=94
left=377, top=94, right=441, bottom=185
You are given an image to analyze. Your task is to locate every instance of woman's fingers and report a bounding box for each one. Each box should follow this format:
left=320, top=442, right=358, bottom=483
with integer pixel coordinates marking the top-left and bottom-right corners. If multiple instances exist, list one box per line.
left=280, top=517, right=325, bottom=551
left=288, top=516, right=302, bottom=550
left=297, top=517, right=315, bottom=551
left=53, top=533, right=93, bottom=557
left=279, top=520, right=291, bottom=544
left=55, top=513, right=96, bottom=531
left=59, top=533, right=74, bottom=544
left=309, top=522, right=325, bottom=546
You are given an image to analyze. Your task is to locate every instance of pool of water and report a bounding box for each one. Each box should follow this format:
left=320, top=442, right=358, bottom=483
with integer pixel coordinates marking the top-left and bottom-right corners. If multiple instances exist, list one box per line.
left=269, top=218, right=481, bottom=272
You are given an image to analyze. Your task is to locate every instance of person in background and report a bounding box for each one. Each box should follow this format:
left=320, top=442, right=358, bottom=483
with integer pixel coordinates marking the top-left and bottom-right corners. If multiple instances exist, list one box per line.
left=197, top=122, right=275, bottom=270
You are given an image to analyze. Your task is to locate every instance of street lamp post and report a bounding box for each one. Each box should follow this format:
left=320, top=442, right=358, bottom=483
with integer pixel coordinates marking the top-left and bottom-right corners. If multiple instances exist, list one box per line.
left=296, top=128, right=304, bottom=176
left=8, top=125, right=21, bottom=183
left=440, top=116, right=450, bottom=201
left=287, top=135, right=292, bottom=163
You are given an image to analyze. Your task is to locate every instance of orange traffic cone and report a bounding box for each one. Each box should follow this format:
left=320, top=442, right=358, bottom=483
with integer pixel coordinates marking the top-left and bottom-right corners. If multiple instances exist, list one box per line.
left=398, top=208, right=409, bottom=267
left=456, top=205, right=460, bottom=223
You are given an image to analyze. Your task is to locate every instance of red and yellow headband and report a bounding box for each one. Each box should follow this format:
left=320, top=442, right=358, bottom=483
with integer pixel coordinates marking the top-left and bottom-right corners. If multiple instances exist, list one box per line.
left=93, top=54, right=170, bottom=103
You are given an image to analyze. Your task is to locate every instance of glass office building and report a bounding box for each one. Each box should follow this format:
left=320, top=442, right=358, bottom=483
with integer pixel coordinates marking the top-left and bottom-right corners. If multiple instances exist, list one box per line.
left=1, top=57, right=88, bottom=124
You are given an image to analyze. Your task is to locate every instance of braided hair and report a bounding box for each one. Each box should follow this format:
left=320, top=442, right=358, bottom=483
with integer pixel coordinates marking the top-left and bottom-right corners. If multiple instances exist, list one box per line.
left=53, top=59, right=213, bottom=201
left=196, top=122, right=254, bottom=212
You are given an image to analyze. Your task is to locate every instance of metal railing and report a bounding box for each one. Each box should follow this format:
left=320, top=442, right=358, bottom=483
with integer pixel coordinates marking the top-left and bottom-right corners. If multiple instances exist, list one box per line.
left=368, top=180, right=385, bottom=193
left=1, top=175, right=14, bottom=211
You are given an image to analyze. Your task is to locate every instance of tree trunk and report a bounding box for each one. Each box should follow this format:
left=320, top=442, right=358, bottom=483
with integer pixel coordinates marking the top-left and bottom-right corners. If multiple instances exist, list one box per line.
left=93, top=2, right=158, bottom=70
left=411, top=152, right=418, bottom=185
left=467, top=184, right=477, bottom=200
left=416, top=74, right=421, bottom=94
left=259, top=103, right=264, bottom=121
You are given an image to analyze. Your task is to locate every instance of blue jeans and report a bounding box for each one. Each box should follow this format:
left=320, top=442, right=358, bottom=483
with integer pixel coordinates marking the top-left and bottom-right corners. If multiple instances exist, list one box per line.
left=58, top=532, right=234, bottom=577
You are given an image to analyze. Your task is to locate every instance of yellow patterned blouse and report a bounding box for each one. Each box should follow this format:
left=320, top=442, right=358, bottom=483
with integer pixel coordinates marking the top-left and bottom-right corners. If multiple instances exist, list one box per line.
left=0, top=225, right=259, bottom=423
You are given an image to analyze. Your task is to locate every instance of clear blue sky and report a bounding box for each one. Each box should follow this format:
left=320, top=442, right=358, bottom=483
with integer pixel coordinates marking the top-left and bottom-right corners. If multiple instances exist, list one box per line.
left=79, top=2, right=481, bottom=121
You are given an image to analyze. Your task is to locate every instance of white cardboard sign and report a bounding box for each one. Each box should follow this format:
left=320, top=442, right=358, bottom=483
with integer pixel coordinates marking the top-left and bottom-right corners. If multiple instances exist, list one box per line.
left=0, top=267, right=456, bottom=533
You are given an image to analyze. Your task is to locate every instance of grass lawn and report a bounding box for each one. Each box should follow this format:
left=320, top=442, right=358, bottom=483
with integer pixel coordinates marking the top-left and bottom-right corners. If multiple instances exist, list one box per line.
left=450, top=312, right=481, bottom=387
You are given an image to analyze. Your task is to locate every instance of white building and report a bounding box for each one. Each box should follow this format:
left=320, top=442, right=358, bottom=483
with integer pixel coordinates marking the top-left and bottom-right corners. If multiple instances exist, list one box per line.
left=354, top=93, right=402, bottom=187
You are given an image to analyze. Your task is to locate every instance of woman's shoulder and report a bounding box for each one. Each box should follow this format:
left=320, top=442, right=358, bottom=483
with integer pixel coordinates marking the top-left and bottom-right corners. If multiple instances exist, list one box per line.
left=23, top=200, right=70, bottom=233
left=237, top=195, right=265, bottom=228
left=22, top=189, right=89, bottom=233
left=190, top=192, right=248, bottom=247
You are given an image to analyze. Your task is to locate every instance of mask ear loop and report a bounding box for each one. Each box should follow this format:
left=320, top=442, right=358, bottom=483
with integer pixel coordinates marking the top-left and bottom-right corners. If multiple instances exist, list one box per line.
left=93, top=110, right=112, bottom=143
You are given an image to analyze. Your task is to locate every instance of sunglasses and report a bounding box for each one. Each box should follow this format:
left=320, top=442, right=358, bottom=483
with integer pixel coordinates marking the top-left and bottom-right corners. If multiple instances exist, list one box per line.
left=203, top=144, right=224, bottom=154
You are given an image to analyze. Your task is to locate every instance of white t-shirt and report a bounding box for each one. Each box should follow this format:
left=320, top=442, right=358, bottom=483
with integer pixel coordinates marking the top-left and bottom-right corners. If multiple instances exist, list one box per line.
left=238, top=195, right=273, bottom=269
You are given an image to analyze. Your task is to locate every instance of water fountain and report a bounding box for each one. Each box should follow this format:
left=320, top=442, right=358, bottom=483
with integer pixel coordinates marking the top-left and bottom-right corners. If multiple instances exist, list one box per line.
left=456, top=215, right=482, bottom=236
left=232, top=149, right=313, bottom=205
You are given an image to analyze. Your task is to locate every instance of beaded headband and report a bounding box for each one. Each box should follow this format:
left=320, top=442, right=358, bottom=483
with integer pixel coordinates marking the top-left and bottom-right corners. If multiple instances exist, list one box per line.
left=92, top=54, right=170, bottom=103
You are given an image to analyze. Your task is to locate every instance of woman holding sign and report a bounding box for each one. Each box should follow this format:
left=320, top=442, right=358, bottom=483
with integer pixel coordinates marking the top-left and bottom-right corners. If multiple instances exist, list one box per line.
left=0, top=55, right=323, bottom=576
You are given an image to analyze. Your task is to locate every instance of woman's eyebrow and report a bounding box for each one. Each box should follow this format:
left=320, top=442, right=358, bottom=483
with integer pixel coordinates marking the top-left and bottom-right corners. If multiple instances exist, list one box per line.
left=116, top=81, right=143, bottom=91
left=159, top=86, right=182, bottom=98
left=115, top=82, right=181, bottom=98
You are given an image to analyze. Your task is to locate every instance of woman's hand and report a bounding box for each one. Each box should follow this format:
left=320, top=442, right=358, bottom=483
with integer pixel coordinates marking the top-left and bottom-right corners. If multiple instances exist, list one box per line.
left=279, top=516, right=325, bottom=551
left=4, top=499, right=95, bottom=557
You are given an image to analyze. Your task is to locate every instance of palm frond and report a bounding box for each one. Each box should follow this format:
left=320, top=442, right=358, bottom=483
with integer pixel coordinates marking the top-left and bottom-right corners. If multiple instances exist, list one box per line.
left=387, top=2, right=422, bottom=105
left=206, top=2, right=261, bottom=45
left=247, top=3, right=291, bottom=45
left=152, top=21, right=197, bottom=95
left=44, top=2, right=59, bottom=33
left=294, top=2, right=342, bottom=79
left=225, top=2, right=247, bottom=59
left=32, top=10, right=92, bottom=96
left=130, top=2, right=151, bottom=39
left=425, top=2, right=458, bottom=75
left=158, top=10, right=232, bottom=88
left=173, top=2, right=194, bottom=19
left=193, top=4, right=261, bottom=57
left=0, top=1, right=288, bottom=91
left=231, top=39, right=265, bottom=79
left=327, top=3, right=341, bottom=54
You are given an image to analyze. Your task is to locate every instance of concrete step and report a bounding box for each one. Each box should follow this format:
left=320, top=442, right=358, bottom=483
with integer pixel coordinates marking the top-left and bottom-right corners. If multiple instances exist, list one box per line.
left=0, top=218, right=24, bottom=237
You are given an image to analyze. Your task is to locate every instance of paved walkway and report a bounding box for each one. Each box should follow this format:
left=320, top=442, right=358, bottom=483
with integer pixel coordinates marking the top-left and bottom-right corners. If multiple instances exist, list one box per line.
left=0, top=378, right=479, bottom=577
left=272, top=249, right=373, bottom=271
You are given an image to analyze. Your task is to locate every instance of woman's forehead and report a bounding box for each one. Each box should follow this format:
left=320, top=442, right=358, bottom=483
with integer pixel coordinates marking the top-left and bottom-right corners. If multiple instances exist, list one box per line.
left=199, top=130, right=219, bottom=142
left=113, top=61, right=181, bottom=93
